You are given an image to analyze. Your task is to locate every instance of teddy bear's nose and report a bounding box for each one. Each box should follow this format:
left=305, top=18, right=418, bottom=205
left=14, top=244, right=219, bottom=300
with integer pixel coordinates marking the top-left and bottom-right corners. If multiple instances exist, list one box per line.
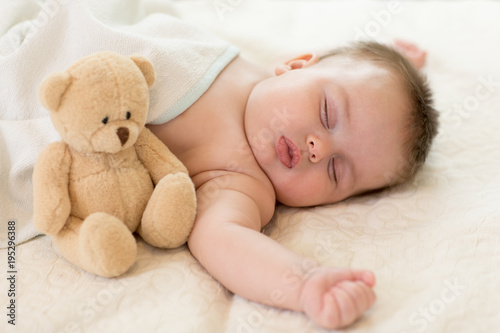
left=116, top=127, right=129, bottom=146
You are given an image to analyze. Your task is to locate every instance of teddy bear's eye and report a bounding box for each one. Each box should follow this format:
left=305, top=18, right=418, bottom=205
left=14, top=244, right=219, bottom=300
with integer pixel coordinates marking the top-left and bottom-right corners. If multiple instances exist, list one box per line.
left=102, top=117, right=109, bottom=124
left=126, top=111, right=131, bottom=120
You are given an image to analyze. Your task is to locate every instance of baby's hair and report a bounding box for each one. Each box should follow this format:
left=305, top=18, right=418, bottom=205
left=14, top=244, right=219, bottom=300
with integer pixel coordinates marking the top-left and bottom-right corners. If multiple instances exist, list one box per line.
left=318, top=40, right=439, bottom=185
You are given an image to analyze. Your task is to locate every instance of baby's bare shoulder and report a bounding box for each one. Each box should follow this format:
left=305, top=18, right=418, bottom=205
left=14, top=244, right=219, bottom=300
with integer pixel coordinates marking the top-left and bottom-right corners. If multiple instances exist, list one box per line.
left=195, top=167, right=276, bottom=227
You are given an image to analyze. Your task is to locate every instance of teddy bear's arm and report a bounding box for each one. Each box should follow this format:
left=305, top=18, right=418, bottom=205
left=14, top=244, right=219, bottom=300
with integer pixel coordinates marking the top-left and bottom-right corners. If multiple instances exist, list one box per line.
left=32, top=142, right=72, bottom=236
left=135, top=127, right=189, bottom=185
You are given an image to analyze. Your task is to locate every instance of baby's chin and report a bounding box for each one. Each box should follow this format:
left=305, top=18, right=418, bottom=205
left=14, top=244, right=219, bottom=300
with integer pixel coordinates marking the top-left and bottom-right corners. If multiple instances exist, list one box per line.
left=275, top=188, right=352, bottom=208
left=273, top=188, right=300, bottom=207
left=275, top=192, right=321, bottom=208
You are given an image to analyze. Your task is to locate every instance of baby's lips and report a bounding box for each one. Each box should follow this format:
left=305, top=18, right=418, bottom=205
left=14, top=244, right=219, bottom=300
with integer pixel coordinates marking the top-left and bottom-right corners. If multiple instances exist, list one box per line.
left=277, top=136, right=292, bottom=168
left=277, top=136, right=301, bottom=168
left=288, top=138, right=301, bottom=168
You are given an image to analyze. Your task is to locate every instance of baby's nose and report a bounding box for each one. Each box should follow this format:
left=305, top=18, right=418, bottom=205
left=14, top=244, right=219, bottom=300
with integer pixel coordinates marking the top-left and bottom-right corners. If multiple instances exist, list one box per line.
left=307, top=135, right=328, bottom=163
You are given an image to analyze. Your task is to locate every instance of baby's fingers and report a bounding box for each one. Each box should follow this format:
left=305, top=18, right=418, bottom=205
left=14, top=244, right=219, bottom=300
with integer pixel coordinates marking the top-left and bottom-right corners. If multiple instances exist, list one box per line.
left=332, top=280, right=376, bottom=324
left=300, top=268, right=376, bottom=329
left=350, top=269, right=376, bottom=287
left=305, top=280, right=376, bottom=329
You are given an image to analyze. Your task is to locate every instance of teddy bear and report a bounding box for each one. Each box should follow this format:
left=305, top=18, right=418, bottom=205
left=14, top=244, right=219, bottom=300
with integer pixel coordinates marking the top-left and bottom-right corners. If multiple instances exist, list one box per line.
left=32, top=51, right=197, bottom=278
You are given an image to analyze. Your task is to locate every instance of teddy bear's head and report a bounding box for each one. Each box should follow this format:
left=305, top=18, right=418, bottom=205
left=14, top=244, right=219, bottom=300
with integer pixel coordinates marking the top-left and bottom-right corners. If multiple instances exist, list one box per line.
left=39, top=52, right=155, bottom=154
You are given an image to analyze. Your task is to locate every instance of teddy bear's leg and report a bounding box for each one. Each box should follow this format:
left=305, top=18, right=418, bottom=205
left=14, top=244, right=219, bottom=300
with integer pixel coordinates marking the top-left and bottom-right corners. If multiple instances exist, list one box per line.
left=52, top=213, right=137, bottom=277
left=138, top=172, right=196, bottom=248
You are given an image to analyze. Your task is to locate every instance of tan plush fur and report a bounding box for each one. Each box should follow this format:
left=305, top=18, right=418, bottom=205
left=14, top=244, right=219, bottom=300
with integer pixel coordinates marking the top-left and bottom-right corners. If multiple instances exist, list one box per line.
left=33, top=52, right=196, bottom=278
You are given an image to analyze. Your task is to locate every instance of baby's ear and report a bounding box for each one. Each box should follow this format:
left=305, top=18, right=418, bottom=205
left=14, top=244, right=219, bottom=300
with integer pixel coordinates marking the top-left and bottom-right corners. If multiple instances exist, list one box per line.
left=274, top=53, right=319, bottom=76
left=38, top=72, right=72, bottom=112
left=130, top=55, right=155, bottom=88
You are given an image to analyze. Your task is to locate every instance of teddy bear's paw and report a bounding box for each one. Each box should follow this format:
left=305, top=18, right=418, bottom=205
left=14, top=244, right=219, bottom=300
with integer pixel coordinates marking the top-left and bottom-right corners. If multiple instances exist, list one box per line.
left=139, top=172, right=196, bottom=249
left=79, top=212, right=137, bottom=277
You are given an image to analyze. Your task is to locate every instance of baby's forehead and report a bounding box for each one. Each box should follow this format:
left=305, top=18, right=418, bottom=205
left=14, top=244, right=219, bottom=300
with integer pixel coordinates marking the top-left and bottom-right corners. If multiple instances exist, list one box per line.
left=313, top=53, right=413, bottom=117
left=321, top=56, right=406, bottom=94
left=319, top=53, right=399, bottom=78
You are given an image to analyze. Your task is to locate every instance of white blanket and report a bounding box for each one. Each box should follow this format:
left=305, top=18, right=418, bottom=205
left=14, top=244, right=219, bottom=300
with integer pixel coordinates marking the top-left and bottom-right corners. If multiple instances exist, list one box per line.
left=0, top=0, right=238, bottom=248
left=1, top=1, right=500, bottom=333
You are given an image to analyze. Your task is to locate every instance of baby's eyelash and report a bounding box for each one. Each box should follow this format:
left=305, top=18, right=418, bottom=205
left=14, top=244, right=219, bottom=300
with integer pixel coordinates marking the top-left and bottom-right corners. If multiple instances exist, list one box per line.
left=321, top=97, right=330, bottom=129
left=328, top=158, right=338, bottom=183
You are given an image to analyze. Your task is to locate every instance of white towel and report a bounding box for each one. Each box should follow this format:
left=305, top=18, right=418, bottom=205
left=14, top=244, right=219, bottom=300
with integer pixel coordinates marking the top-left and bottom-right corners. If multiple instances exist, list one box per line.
left=0, top=0, right=239, bottom=248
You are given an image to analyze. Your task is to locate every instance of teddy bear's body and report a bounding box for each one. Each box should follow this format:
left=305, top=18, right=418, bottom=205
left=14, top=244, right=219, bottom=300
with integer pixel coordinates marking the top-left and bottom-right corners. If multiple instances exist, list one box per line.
left=61, top=140, right=153, bottom=230
left=33, top=52, right=196, bottom=277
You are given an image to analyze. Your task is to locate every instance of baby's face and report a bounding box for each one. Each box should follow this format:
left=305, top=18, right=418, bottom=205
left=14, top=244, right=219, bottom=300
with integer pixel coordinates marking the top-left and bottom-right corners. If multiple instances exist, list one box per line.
left=245, top=56, right=409, bottom=207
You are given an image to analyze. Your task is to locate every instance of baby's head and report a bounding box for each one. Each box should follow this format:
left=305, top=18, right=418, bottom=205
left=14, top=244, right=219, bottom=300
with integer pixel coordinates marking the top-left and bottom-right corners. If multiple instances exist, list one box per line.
left=245, top=41, right=438, bottom=207
left=318, top=41, right=438, bottom=185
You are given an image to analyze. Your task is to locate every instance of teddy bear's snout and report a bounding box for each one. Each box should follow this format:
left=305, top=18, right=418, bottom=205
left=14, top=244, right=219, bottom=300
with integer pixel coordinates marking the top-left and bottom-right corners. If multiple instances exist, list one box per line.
left=116, top=127, right=130, bottom=146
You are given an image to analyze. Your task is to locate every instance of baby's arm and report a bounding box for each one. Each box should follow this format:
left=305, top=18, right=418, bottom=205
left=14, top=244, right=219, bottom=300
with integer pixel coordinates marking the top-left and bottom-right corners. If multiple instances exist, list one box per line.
left=188, top=174, right=376, bottom=329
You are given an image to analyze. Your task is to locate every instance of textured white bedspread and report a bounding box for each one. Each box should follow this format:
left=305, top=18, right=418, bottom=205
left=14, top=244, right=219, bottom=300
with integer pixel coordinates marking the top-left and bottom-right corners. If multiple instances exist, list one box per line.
left=1, top=1, right=500, bottom=332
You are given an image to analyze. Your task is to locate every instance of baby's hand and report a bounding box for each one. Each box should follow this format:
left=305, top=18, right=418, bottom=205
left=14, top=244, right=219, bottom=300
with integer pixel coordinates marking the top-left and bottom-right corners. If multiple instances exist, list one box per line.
left=299, top=267, right=376, bottom=329
left=393, top=39, right=427, bottom=70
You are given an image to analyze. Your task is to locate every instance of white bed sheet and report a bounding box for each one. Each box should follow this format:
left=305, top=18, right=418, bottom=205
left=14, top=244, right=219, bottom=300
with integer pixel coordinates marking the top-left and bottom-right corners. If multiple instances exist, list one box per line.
left=1, top=1, right=500, bottom=332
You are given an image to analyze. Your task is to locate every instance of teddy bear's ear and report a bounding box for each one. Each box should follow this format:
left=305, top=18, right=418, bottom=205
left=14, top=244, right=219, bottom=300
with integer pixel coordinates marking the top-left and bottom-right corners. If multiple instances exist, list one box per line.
left=130, top=55, right=155, bottom=88
left=38, top=72, right=72, bottom=112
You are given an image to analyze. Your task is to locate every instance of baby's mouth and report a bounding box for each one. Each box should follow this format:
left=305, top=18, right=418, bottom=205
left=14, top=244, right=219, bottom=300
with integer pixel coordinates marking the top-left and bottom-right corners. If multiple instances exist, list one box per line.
left=276, top=136, right=300, bottom=168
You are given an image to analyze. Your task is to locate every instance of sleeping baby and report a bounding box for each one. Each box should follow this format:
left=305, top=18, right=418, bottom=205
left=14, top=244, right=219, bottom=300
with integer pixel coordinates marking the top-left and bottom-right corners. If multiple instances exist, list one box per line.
left=0, top=1, right=437, bottom=329
left=148, top=38, right=438, bottom=328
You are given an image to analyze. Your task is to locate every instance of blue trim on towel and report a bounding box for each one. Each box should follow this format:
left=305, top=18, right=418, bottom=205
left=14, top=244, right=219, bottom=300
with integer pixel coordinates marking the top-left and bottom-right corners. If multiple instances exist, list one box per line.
left=150, top=45, right=240, bottom=125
